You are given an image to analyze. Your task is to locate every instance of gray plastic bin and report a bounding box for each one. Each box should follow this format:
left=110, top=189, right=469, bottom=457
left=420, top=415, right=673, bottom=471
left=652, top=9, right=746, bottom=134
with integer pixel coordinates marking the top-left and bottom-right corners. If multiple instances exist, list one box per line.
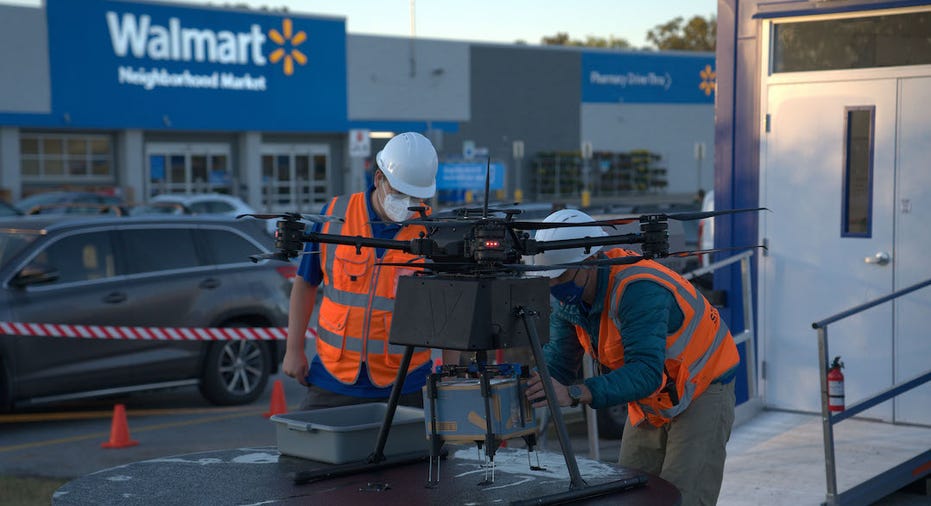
left=270, top=403, right=426, bottom=464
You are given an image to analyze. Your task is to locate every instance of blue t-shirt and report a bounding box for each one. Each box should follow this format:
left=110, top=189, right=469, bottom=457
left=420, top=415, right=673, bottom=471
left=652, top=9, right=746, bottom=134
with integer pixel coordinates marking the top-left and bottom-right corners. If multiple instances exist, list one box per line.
left=298, top=187, right=431, bottom=397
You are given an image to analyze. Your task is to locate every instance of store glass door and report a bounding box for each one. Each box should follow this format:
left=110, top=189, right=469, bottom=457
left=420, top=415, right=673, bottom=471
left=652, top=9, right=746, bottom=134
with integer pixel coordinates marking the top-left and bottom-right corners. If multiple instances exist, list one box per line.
left=261, top=144, right=329, bottom=212
left=146, top=143, right=232, bottom=198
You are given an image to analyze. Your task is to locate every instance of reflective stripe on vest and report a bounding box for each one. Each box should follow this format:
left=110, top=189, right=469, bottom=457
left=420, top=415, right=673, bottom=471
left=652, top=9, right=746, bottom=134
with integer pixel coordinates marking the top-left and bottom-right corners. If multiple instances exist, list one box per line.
left=315, top=325, right=428, bottom=355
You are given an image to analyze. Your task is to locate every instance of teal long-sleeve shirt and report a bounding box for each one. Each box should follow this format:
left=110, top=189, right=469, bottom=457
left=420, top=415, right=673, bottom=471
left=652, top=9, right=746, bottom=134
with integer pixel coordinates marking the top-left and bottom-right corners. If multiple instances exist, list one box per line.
left=542, top=265, right=682, bottom=410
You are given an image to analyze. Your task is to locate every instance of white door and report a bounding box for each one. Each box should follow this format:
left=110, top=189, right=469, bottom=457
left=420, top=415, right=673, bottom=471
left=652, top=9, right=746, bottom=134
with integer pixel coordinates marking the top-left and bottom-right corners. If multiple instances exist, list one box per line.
left=894, top=77, right=931, bottom=425
left=760, top=80, right=897, bottom=420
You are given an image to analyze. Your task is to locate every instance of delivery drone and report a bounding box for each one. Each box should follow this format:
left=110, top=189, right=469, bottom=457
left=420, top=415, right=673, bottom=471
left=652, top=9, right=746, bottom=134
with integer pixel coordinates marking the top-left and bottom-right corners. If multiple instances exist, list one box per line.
left=240, top=162, right=763, bottom=502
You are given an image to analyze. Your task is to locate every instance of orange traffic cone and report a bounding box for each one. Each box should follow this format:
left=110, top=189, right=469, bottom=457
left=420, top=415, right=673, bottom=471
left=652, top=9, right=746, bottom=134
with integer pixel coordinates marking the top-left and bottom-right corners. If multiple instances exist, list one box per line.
left=101, top=403, right=139, bottom=449
left=263, top=379, right=287, bottom=418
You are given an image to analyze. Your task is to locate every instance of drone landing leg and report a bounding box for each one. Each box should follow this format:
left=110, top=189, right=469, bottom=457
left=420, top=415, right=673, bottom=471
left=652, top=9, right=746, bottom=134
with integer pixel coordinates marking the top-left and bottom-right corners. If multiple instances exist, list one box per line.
left=517, top=307, right=586, bottom=489
left=369, top=345, right=414, bottom=464
left=479, top=362, right=500, bottom=485
left=426, top=371, right=443, bottom=487
left=516, top=307, right=652, bottom=503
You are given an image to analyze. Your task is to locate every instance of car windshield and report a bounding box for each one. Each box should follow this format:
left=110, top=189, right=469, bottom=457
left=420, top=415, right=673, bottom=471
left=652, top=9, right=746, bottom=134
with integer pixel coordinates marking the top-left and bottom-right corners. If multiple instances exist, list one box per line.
left=0, top=231, right=40, bottom=269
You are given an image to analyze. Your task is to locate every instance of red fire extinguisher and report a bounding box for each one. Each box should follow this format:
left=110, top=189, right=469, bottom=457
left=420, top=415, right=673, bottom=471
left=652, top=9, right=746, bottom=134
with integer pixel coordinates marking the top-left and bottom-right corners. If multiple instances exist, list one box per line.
left=827, top=356, right=845, bottom=413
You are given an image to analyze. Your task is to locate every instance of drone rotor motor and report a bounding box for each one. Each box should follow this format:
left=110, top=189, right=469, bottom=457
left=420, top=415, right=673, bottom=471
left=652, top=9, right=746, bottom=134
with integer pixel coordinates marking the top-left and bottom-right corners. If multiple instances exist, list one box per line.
left=275, top=218, right=307, bottom=259
left=639, top=215, right=669, bottom=259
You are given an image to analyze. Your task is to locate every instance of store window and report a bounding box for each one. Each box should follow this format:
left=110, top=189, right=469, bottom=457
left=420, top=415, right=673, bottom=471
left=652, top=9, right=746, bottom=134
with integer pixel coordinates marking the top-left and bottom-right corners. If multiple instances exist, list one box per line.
left=20, top=134, right=114, bottom=183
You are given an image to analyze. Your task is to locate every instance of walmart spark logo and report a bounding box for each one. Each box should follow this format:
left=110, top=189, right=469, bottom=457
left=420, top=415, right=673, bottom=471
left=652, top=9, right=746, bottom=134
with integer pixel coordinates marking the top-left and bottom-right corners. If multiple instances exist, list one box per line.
left=699, top=64, right=716, bottom=96
left=268, top=19, right=307, bottom=76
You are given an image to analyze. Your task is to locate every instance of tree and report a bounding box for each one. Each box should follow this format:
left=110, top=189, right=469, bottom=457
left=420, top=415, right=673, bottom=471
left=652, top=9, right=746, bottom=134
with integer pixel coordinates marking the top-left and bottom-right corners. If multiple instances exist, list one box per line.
left=540, top=32, right=632, bottom=49
left=646, top=15, right=716, bottom=51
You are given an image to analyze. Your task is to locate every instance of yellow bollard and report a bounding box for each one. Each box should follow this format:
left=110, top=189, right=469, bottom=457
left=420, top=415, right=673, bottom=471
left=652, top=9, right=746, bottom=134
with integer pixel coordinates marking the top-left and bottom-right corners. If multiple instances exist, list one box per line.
left=581, top=190, right=591, bottom=208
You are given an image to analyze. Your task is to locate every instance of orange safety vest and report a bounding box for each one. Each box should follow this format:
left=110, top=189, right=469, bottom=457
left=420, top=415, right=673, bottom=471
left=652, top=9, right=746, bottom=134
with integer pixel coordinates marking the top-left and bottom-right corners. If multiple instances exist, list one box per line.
left=574, top=248, right=739, bottom=427
left=315, top=192, right=432, bottom=388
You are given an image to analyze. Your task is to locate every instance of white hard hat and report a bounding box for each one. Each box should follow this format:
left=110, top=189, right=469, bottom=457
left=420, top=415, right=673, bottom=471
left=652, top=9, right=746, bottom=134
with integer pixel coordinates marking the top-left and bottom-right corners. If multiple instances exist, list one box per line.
left=526, top=209, right=608, bottom=278
left=375, top=132, right=438, bottom=199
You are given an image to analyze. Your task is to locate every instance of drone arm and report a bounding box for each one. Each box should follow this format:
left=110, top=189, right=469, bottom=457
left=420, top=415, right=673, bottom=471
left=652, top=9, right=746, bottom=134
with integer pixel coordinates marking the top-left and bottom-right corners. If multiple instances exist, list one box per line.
left=523, top=233, right=643, bottom=255
left=305, top=231, right=414, bottom=254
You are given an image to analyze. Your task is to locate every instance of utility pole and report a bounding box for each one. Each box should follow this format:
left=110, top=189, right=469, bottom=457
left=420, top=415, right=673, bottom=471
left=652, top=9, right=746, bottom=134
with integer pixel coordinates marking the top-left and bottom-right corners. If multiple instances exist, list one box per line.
left=695, top=141, right=706, bottom=192
left=513, top=140, right=524, bottom=203
left=409, top=0, right=416, bottom=77
left=581, top=140, right=593, bottom=208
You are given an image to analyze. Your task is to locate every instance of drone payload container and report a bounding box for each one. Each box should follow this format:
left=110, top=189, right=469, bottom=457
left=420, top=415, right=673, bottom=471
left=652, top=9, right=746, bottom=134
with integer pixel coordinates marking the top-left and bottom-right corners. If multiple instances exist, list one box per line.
left=389, top=276, right=552, bottom=351
left=422, top=377, right=536, bottom=442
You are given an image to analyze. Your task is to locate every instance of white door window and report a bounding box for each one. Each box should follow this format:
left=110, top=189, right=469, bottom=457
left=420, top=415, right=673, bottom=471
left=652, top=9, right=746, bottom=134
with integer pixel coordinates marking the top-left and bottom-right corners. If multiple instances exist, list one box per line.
left=146, top=143, right=232, bottom=198
left=260, top=144, right=329, bottom=212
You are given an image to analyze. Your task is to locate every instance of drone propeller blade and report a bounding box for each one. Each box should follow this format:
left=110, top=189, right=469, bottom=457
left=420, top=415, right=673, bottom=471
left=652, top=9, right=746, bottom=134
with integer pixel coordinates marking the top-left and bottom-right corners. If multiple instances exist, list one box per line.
left=503, top=254, right=647, bottom=273
left=663, top=207, right=769, bottom=221
left=450, top=203, right=520, bottom=215
left=664, top=244, right=767, bottom=258
left=509, top=208, right=769, bottom=229
left=237, top=213, right=286, bottom=220
left=299, top=214, right=344, bottom=224
left=509, top=217, right=638, bottom=230
left=506, top=244, right=766, bottom=273
left=236, top=212, right=342, bottom=224
left=375, top=261, right=486, bottom=273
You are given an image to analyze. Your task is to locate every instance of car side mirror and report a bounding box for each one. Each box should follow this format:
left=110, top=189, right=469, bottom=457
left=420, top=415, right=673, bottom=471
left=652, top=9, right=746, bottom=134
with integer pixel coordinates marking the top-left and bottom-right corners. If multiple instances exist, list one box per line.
left=11, top=263, right=60, bottom=288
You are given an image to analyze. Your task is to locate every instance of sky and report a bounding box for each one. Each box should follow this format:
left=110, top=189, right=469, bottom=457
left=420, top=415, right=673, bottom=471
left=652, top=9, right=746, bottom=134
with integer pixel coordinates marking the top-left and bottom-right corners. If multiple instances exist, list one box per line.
left=0, top=0, right=717, bottom=48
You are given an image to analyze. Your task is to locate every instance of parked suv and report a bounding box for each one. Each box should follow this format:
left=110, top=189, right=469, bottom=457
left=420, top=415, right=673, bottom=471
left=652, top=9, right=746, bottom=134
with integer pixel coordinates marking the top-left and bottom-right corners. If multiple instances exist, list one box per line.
left=0, top=214, right=294, bottom=411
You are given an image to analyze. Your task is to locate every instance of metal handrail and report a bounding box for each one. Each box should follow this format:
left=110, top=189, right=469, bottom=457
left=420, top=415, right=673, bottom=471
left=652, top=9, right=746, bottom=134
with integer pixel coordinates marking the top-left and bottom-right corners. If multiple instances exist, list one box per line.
left=684, top=249, right=758, bottom=398
left=812, top=278, right=931, bottom=329
left=812, top=277, right=931, bottom=506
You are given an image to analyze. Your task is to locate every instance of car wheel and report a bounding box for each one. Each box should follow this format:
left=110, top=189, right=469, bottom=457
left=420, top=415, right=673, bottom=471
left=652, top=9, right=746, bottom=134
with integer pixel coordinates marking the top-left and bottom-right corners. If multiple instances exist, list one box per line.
left=199, top=335, right=271, bottom=406
left=596, top=403, right=627, bottom=440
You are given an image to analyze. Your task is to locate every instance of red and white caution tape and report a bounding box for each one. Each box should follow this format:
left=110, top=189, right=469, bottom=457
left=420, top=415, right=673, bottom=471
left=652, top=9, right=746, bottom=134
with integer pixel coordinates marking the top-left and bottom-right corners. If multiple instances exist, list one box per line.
left=0, top=321, right=317, bottom=341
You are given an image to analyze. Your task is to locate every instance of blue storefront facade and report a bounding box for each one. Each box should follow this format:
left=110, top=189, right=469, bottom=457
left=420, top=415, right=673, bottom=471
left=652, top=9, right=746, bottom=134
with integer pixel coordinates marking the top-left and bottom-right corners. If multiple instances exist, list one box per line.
left=0, top=0, right=715, bottom=213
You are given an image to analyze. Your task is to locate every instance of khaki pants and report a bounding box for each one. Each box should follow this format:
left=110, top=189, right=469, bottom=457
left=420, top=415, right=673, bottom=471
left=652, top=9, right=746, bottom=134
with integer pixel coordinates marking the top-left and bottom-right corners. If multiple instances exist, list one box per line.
left=619, top=380, right=736, bottom=506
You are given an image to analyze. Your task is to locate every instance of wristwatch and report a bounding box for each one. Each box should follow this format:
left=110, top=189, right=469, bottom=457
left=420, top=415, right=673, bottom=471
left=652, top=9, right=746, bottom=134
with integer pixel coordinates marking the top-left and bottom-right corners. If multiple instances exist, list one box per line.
left=568, top=384, right=584, bottom=407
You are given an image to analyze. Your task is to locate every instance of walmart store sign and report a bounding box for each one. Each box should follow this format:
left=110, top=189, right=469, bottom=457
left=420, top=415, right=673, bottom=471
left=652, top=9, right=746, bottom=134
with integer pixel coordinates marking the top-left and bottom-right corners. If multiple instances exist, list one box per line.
left=581, top=52, right=715, bottom=104
left=107, top=12, right=270, bottom=91
left=46, top=0, right=347, bottom=131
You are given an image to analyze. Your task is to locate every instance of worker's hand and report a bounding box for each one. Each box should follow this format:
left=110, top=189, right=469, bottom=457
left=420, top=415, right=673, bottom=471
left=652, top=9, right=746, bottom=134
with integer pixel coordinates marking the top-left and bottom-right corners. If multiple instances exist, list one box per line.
left=524, top=370, right=571, bottom=408
left=282, top=351, right=309, bottom=386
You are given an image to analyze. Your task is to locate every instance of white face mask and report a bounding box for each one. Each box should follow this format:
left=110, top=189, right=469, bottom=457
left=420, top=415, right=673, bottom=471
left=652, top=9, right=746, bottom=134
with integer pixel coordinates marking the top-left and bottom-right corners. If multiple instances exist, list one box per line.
left=383, top=192, right=413, bottom=222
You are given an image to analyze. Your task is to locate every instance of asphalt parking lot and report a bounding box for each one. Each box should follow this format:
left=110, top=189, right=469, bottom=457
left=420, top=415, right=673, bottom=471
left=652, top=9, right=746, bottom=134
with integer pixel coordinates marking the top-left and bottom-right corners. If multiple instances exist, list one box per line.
left=0, top=371, right=309, bottom=480
left=0, top=369, right=613, bottom=505
left=3, top=372, right=928, bottom=506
